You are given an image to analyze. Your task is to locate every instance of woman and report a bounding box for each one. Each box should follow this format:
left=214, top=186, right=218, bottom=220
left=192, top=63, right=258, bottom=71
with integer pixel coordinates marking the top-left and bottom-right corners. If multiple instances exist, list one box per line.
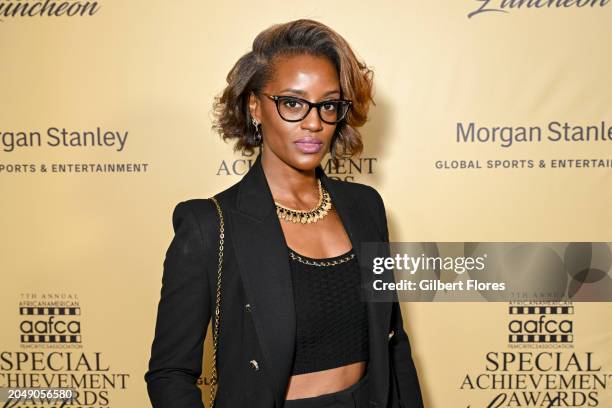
left=145, top=19, right=424, bottom=408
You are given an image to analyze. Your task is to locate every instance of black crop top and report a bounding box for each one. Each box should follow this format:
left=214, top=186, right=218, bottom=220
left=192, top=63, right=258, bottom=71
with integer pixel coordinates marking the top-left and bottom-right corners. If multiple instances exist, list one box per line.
left=287, top=245, right=369, bottom=375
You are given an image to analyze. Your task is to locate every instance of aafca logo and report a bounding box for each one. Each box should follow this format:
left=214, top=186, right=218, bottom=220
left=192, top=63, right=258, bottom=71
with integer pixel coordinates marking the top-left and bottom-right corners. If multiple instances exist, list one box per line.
left=19, top=293, right=82, bottom=349
left=459, top=301, right=611, bottom=407
left=508, top=301, right=573, bottom=348
left=3, top=293, right=131, bottom=406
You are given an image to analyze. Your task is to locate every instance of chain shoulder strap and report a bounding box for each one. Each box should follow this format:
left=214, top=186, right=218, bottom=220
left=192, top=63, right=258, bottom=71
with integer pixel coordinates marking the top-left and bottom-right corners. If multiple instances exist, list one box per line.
left=208, top=196, right=224, bottom=408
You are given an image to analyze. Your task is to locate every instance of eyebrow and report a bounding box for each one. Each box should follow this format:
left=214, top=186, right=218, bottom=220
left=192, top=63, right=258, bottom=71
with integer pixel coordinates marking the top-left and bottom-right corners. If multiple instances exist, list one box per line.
left=279, top=88, right=341, bottom=97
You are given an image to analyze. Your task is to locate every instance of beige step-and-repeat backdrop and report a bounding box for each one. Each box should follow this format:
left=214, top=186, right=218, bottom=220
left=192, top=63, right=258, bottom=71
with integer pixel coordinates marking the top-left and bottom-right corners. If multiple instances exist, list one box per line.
left=1, top=1, right=611, bottom=407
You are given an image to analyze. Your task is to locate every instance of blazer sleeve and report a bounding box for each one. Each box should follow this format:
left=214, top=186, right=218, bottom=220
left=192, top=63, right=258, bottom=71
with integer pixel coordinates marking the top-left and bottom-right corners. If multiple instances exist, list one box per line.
left=371, top=189, right=425, bottom=408
left=144, top=201, right=213, bottom=408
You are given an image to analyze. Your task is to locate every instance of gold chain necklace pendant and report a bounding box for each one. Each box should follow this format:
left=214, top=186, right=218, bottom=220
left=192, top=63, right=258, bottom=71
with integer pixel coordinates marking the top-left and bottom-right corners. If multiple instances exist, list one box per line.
left=275, top=179, right=332, bottom=224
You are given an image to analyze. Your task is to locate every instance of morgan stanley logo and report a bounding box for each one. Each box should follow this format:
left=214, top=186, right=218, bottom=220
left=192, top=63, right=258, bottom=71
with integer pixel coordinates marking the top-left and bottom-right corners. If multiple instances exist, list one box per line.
left=468, top=0, right=611, bottom=18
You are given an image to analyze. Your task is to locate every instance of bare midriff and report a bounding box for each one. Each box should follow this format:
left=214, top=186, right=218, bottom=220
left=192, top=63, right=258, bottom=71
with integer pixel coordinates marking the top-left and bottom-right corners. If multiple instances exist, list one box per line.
left=284, top=360, right=367, bottom=400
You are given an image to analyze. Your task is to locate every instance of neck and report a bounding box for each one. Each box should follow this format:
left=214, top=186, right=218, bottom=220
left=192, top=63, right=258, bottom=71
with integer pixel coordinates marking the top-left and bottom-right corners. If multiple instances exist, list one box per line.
left=260, top=149, right=321, bottom=206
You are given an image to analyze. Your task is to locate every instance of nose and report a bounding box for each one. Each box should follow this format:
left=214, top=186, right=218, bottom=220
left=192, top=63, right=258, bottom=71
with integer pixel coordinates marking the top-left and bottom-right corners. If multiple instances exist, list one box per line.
left=300, top=106, right=323, bottom=131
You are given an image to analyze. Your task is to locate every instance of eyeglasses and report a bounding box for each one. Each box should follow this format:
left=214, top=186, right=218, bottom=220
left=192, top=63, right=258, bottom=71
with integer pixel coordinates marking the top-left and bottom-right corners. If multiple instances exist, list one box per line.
left=259, top=92, right=352, bottom=124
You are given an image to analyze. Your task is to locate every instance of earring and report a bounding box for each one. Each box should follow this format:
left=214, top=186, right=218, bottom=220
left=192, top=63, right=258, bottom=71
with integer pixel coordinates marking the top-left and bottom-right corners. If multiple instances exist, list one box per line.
left=251, top=118, right=262, bottom=144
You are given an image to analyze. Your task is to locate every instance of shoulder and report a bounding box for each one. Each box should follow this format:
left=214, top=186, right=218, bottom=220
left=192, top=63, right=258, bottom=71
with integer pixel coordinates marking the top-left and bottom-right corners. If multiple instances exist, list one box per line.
left=327, top=178, right=386, bottom=212
left=327, top=178, right=388, bottom=240
left=176, top=178, right=242, bottom=219
left=167, top=201, right=215, bottom=250
left=169, top=177, right=243, bottom=235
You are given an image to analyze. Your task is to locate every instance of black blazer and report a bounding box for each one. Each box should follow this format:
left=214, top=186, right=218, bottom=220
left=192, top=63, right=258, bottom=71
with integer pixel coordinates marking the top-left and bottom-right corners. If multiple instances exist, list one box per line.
left=144, top=153, right=424, bottom=408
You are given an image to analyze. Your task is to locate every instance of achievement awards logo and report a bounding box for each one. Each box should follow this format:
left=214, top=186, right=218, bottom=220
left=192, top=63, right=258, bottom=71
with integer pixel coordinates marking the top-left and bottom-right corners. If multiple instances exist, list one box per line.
left=0, top=293, right=129, bottom=407
left=460, top=302, right=611, bottom=407
left=217, top=151, right=377, bottom=181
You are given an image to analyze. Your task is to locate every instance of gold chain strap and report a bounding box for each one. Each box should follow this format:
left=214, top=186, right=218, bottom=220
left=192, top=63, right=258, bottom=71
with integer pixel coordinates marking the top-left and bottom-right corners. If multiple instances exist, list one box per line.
left=208, top=196, right=224, bottom=408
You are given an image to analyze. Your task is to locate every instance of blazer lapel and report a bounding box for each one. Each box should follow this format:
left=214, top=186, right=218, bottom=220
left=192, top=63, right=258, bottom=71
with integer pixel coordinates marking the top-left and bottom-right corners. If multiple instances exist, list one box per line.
left=322, top=175, right=392, bottom=407
left=229, top=153, right=391, bottom=407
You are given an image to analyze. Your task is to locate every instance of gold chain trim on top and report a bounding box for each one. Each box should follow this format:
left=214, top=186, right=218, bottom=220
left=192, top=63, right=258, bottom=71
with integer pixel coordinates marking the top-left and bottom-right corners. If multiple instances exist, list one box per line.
left=288, top=249, right=355, bottom=267
left=275, top=179, right=332, bottom=224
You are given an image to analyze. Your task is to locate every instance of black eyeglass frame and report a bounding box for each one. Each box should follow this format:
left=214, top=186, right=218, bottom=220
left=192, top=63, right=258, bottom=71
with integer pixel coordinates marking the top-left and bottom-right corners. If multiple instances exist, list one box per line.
left=259, top=92, right=352, bottom=124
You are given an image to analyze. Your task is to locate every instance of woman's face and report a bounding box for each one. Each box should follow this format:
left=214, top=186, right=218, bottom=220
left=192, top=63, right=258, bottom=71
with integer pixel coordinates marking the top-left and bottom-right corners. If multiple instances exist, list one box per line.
left=249, top=53, right=340, bottom=172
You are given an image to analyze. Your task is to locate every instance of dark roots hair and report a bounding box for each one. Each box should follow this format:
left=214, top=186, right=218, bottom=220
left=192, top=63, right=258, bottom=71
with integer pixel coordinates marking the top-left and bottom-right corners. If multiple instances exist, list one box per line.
left=212, top=18, right=375, bottom=162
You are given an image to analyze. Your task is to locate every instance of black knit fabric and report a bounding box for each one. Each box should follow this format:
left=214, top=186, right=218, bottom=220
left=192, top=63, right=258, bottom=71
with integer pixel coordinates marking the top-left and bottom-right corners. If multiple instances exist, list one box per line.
left=288, top=245, right=369, bottom=375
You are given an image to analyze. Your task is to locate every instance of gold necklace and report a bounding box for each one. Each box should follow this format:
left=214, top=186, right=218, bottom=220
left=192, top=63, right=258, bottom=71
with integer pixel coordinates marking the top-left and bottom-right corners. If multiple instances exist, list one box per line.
left=274, top=179, right=332, bottom=224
